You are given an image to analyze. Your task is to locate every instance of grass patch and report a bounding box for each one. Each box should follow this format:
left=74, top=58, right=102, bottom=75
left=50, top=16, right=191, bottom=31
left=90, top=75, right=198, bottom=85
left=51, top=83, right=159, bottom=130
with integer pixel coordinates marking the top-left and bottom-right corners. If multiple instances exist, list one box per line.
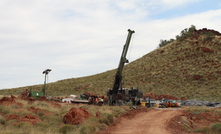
left=10, top=105, right=20, bottom=109
left=79, top=125, right=96, bottom=134
left=5, top=119, right=17, bottom=125
left=100, top=113, right=114, bottom=125
left=16, top=122, right=33, bottom=129
left=194, top=122, right=221, bottom=134
left=35, top=122, right=52, bottom=131
left=194, top=127, right=210, bottom=133
left=0, top=116, right=6, bottom=125
left=16, top=110, right=35, bottom=117
left=40, top=114, right=62, bottom=126
left=189, top=106, right=211, bottom=115
left=0, top=105, right=12, bottom=115
left=210, top=122, right=221, bottom=133
left=59, top=124, right=76, bottom=134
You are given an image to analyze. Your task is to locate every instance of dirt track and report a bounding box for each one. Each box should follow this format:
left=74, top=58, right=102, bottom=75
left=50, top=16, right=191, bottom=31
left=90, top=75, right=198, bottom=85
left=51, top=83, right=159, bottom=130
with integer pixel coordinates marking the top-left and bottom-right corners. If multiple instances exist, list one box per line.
left=99, top=108, right=184, bottom=134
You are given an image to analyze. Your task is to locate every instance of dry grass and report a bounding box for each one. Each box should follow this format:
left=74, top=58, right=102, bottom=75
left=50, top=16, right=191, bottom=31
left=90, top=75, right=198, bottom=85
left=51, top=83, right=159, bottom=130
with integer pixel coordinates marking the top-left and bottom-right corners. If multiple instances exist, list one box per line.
left=0, top=98, right=131, bottom=134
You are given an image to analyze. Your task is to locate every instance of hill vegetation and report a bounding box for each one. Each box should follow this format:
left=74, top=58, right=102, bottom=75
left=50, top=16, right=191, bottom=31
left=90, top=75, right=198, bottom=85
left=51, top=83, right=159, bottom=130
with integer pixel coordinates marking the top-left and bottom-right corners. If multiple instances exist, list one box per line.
left=1, top=26, right=221, bottom=101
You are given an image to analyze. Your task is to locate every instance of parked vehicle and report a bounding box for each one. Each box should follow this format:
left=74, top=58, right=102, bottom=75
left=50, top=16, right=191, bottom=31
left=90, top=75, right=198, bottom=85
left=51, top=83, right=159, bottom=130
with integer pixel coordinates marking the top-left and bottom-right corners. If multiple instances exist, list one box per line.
left=159, top=99, right=180, bottom=108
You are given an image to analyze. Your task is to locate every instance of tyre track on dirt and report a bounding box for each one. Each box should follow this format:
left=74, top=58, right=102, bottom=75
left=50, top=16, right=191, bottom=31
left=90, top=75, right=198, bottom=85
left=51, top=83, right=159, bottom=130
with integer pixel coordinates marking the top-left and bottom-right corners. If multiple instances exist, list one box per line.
left=99, top=108, right=184, bottom=134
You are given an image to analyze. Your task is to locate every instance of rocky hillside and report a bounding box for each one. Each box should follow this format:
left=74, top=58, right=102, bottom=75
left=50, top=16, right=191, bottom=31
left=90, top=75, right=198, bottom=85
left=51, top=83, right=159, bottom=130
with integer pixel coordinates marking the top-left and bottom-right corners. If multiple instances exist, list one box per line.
left=1, top=28, right=221, bottom=101
left=123, top=28, right=221, bottom=101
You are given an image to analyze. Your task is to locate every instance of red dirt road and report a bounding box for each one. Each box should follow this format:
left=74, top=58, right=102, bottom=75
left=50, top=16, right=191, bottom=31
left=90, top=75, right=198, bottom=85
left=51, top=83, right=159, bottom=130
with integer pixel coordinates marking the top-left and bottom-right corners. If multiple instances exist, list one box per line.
left=99, top=108, right=184, bottom=134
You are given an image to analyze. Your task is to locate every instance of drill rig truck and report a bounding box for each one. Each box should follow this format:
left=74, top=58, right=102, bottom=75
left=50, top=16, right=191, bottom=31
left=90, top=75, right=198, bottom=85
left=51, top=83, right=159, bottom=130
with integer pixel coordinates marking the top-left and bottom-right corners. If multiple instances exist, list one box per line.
left=107, top=29, right=143, bottom=105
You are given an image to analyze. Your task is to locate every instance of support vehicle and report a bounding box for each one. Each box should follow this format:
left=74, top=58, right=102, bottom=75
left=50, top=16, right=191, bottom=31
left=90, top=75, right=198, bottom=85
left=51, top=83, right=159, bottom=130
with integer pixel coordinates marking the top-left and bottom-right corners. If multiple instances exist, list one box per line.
left=158, top=99, right=180, bottom=108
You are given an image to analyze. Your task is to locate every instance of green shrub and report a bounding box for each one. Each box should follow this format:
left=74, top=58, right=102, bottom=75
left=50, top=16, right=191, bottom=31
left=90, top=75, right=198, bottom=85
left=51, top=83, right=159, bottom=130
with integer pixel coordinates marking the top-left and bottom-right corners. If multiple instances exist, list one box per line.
left=41, top=115, right=54, bottom=122
left=79, top=125, right=96, bottom=134
left=194, top=123, right=221, bottom=134
left=97, top=123, right=107, bottom=131
left=100, top=113, right=114, bottom=125
left=0, top=106, right=11, bottom=114
left=0, top=125, right=3, bottom=131
left=210, top=122, right=221, bottom=133
left=194, top=127, right=210, bottom=133
left=40, top=115, right=62, bottom=125
left=203, top=32, right=216, bottom=42
left=100, top=117, right=110, bottom=126
left=189, top=107, right=210, bottom=115
left=0, top=116, right=6, bottom=125
left=59, top=124, right=76, bottom=134
left=159, top=25, right=196, bottom=47
left=10, top=105, right=20, bottom=109
left=16, top=110, right=35, bottom=117
left=111, top=106, right=129, bottom=117
left=36, top=111, right=45, bottom=116
left=16, top=122, right=32, bottom=129
left=35, top=122, right=51, bottom=131
left=5, top=119, right=17, bottom=125
left=176, top=25, right=196, bottom=41
left=159, top=39, right=175, bottom=47
left=36, top=101, right=49, bottom=107
left=86, top=117, right=99, bottom=124
left=124, top=101, right=133, bottom=107
left=106, top=113, right=114, bottom=123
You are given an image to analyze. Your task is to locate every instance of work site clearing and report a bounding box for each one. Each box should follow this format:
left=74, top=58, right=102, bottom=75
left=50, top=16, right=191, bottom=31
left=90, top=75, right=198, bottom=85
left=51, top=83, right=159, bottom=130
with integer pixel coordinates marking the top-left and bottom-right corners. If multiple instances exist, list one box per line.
left=1, top=94, right=221, bottom=134
left=1, top=28, right=221, bottom=133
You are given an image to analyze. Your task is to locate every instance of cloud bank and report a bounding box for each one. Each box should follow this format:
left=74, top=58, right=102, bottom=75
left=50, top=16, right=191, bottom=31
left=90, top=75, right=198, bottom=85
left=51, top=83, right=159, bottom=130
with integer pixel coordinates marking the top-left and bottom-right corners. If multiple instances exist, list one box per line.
left=0, top=0, right=221, bottom=89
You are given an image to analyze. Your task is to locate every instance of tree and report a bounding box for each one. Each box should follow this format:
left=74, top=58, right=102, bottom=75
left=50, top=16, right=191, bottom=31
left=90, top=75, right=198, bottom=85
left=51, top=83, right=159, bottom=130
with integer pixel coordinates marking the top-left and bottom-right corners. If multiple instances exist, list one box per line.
left=158, top=25, right=196, bottom=47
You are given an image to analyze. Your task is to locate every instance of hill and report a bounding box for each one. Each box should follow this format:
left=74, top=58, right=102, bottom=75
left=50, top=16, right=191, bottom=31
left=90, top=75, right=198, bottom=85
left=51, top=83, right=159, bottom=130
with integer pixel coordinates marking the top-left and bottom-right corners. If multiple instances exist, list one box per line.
left=1, top=27, right=221, bottom=101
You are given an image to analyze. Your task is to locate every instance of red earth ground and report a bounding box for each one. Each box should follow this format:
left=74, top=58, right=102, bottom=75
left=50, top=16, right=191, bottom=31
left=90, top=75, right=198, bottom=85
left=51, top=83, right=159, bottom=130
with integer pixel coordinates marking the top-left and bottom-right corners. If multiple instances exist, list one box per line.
left=97, top=107, right=221, bottom=134
left=97, top=108, right=186, bottom=134
left=63, top=107, right=93, bottom=125
left=1, top=95, right=221, bottom=134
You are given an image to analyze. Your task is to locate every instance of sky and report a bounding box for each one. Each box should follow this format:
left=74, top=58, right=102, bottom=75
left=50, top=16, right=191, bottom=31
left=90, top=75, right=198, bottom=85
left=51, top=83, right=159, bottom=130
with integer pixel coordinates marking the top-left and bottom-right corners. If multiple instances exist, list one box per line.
left=1, top=0, right=221, bottom=89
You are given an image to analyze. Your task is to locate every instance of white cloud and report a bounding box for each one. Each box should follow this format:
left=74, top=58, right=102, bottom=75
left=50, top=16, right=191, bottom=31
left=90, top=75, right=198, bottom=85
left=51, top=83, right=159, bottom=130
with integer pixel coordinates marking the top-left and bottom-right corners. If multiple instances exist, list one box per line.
left=162, top=0, right=200, bottom=8
left=0, top=0, right=221, bottom=89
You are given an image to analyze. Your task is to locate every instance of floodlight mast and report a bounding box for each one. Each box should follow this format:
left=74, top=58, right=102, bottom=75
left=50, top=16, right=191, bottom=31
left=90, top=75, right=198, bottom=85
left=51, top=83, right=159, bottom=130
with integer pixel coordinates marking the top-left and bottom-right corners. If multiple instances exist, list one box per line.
left=42, top=69, right=52, bottom=95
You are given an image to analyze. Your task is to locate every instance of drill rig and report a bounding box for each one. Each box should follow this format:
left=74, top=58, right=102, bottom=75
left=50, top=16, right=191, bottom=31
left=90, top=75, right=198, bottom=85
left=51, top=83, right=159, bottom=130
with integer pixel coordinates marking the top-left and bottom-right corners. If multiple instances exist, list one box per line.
left=107, top=29, right=143, bottom=105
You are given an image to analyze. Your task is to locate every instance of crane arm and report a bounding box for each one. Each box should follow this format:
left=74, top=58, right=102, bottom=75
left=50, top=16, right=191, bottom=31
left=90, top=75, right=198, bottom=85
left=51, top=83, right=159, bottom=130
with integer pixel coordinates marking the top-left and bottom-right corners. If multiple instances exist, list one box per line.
left=112, top=29, right=135, bottom=94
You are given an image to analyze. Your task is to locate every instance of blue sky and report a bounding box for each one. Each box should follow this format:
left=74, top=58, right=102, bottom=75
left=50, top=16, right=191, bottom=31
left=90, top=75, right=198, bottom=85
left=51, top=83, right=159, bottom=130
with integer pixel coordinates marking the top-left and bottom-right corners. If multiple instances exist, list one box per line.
left=0, top=0, right=221, bottom=89
left=152, top=0, right=221, bottom=19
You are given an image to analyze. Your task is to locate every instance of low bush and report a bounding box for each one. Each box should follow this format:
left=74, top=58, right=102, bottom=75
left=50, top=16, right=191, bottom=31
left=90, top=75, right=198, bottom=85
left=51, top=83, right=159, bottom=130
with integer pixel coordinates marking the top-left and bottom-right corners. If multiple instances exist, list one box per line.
left=194, top=122, right=221, bottom=134
left=16, top=122, right=32, bottom=129
left=100, top=113, right=114, bottom=125
left=10, top=105, right=20, bottom=109
left=194, top=127, right=210, bottom=133
left=5, top=119, right=17, bottom=125
left=36, top=101, right=49, bottom=108
left=0, top=116, right=6, bottom=125
left=40, top=114, right=62, bottom=126
left=35, top=122, right=51, bottom=131
left=79, top=125, right=96, bottom=134
left=189, top=107, right=210, bottom=115
left=59, top=124, right=76, bottom=134
left=0, top=105, right=12, bottom=114
left=210, top=122, right=221, bottom=133
left=16, top=110, right=35, bottom=117
left=36, top=111, right=45, bottom=116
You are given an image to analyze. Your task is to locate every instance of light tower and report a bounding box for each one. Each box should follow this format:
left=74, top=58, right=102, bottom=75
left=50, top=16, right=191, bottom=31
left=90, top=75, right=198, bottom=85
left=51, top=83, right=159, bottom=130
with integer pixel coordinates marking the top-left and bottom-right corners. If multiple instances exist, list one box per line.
left=42, top=69, right=52, bottom=95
